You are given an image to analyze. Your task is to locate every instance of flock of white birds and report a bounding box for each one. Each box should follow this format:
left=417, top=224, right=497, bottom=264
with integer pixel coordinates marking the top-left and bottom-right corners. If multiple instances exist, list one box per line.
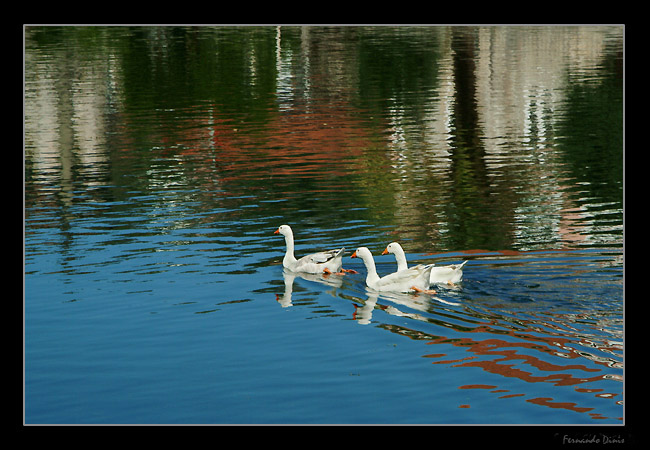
left=274, top=224, right=467, bottom=296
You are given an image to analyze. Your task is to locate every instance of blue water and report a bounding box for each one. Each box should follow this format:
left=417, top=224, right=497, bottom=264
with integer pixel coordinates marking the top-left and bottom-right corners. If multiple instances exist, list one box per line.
left=24, top=25, right=623, bottom=424
left=24, top=206, right=623, bottom=423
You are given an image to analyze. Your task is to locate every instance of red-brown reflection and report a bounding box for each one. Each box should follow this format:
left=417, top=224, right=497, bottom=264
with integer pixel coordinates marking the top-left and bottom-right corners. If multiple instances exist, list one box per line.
left=111, top=100, right=376, bottom=193
left=197, top=102, right=374, bottom=185
left=527, top=397, right=593, bottom=413
left=380, top=304, right=622, bottom=419
left=431, top=333, right=620, bottom=417
left=459, top=384, right=498, bottom=390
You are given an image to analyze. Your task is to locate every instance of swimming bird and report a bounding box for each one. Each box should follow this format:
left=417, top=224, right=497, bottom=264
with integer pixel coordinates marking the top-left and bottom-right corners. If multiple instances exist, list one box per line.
left=274, top=224, right=355, bottom=275
left=351, top=246, right=436, bottom=294
left=382, top=242, right=467, bottom=285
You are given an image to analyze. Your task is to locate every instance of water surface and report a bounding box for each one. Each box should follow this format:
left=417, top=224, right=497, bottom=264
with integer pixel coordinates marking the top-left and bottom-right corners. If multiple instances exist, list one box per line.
left=24, top=25, right=623, bottom=424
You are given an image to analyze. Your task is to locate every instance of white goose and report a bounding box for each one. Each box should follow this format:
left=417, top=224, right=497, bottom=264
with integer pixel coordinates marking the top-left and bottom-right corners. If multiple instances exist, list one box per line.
left=351, top=247, right=436, bottom=294
left=274, top=224, right=352, bottom=275
left=382, top=242, right=467, bottom=285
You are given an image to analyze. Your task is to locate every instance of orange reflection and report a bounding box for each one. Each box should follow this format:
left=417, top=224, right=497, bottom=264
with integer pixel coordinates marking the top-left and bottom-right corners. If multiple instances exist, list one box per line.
left=459, top=384, right=497, bottom=390
left=527, top=397, right=593, bottom=413
left=379, top=305, right=622, bottom=420
left=428, top=327, right=621, bottom=417
left=110, top=100, right=375, bottom=196
left=198, top=102, right=373, bottom=184
left=499, top=393, right=525, bottom=399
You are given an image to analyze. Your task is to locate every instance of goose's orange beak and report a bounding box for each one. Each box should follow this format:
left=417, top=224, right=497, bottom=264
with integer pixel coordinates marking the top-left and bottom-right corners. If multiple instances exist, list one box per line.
left=351, top=251, right=358, bottom=258
left=274, top=228, right=279, bottom=234
left=381, top=248, right=389, bottom=255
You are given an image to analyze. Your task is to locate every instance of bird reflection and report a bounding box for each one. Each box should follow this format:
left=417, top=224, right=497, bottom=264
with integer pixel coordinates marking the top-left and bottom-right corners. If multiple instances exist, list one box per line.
left=352, top=288, right=460, bottom=325
left=275, top=267, right=344, bottom=308
left=351, top=291, right=379, bottom=325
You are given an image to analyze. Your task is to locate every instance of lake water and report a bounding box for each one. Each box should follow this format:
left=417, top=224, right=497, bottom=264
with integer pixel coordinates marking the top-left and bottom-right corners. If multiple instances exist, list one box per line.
left=24, top=25, right=624, bottom=425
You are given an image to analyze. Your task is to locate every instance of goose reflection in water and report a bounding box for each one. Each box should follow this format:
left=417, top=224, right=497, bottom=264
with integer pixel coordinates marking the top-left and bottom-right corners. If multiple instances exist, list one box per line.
left=352, top=289, right=461, bottom=325
left=275, top=267, right=345, bottom=308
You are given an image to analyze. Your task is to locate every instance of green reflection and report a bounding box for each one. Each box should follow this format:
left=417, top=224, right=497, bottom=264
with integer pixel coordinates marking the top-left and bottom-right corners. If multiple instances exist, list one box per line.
left=25, top=25, right=623, bottom=252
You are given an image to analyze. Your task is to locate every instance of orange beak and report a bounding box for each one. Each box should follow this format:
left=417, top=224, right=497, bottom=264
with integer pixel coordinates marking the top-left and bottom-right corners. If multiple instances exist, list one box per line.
left=351, top=251, right=357, bottom=258
left=381, top=248, right=389, bottom=255
left=274, top=228, right=280, bottom=234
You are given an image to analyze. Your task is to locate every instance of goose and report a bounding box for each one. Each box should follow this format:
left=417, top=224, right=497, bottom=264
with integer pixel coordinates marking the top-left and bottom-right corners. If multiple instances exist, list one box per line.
left=351, top=247, right=436, bottom=294
left=382, top=242, right=467, bottom=285
left=274, top=224, right=355, bottom=275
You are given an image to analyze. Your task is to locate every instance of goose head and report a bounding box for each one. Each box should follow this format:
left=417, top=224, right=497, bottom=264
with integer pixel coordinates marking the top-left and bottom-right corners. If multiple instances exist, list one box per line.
left=350, top=247, right=372, bottom=260
left=381, top=242, right=402, bottom=255
left=274, top=224, right=292, bottom=236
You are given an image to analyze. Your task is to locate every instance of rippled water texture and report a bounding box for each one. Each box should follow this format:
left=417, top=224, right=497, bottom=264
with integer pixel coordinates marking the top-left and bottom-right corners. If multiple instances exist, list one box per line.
left=24, top=25, right=623, bottom=425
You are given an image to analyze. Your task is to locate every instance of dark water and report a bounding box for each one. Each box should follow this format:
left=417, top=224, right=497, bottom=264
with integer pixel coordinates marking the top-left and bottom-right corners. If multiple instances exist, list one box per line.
left=24, top=25, right=623, bottom=424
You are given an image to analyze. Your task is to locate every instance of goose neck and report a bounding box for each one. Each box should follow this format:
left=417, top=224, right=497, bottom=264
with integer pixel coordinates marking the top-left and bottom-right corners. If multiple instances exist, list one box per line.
left=282, top=232, right=297, bottom=265
left=360, top=252, right=380, bottom=281
left=394, top=247, right=408, bottom=271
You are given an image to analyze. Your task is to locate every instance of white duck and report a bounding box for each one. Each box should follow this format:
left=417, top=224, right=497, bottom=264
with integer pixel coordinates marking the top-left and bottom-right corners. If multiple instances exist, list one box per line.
left=382, top=242, right=467, bottom=285
left=351, top=247, right=436, bottom=294
left=274, top=224, right=353, bottom=275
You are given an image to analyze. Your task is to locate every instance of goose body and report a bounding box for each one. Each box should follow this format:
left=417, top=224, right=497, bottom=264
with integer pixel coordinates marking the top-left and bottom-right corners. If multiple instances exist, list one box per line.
left=351, top=247, right=435, bottom=294
left=274, top=224, right=345, bottom=274
left=382, top=242, right=467, bottom=284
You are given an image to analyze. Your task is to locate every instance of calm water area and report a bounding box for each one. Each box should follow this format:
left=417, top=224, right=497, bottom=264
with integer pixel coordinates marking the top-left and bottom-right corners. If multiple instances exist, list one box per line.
left=24, top=25, right=624, bottom=425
